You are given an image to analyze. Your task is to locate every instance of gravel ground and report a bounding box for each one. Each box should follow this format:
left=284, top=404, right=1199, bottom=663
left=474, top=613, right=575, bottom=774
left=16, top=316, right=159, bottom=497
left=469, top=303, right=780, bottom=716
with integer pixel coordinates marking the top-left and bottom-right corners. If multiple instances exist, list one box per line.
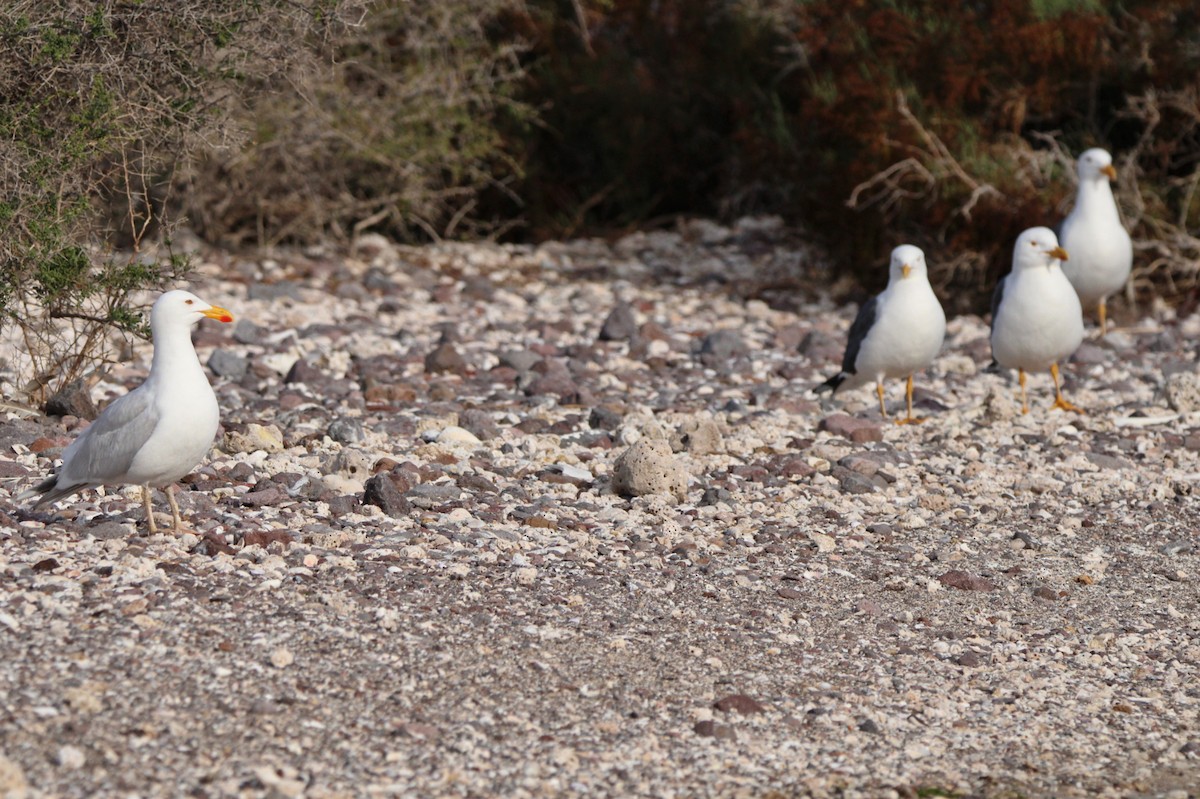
left=1, top=218, right=1198, bottom=798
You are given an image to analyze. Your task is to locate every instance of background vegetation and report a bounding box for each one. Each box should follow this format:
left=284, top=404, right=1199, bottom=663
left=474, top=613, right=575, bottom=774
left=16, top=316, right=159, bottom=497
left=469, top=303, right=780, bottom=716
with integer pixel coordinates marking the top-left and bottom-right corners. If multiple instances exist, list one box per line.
left=3, top=0, right=1199, bottom=400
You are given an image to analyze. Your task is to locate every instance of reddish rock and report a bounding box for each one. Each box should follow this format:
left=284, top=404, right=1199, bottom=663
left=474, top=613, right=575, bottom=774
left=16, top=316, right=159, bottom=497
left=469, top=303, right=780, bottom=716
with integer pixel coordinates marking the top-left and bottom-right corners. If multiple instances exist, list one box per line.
left=29, top=436, right=70, bottom=454
left=242, top=530, right=294, bottom=548
left=694, top=720, right=737, bottom=741
left=938, top=570, right=996, bottom=591
left=713, top=693, right=765, bottom=715
left=819, top=414, right=883, bottom=444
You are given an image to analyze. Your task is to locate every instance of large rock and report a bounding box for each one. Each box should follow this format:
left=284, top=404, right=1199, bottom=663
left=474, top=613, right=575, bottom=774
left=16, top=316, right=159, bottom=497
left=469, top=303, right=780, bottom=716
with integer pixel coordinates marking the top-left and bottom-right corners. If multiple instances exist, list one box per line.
left=611, top=438, right=687, bottom=501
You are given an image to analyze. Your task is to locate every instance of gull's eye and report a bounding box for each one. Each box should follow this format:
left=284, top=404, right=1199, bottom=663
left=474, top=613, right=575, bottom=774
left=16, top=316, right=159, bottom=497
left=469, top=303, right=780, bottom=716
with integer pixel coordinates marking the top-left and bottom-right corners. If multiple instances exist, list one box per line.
left=184, top=299, right=194, bottom=305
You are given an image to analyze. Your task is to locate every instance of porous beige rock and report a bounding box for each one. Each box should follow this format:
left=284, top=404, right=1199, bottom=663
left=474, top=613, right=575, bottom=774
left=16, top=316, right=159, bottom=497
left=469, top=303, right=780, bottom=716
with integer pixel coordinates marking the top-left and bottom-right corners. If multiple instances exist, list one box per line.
left=1165, top=370, right=1200, bottom=412
left=611, top=438, right=687, bottom=501
left=222, top=423, right=285, bottom=454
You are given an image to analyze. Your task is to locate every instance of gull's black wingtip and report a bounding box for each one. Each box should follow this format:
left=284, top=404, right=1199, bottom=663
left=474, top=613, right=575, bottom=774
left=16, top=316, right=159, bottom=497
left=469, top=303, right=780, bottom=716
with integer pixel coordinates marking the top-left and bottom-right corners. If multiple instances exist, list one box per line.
left=813, top=372, right=848, bottom=396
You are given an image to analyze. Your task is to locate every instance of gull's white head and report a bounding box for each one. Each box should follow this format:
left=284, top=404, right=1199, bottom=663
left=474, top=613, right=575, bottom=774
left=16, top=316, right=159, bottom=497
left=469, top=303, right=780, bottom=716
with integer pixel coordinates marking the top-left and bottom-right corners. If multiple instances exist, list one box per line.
left=1077, top=147, right=1117, bottom=182
left=1013, top=227, right=1068, bottom=272
left=889, top=244, right=927, bottom=283
left=152, top=289, right=234, bottom=330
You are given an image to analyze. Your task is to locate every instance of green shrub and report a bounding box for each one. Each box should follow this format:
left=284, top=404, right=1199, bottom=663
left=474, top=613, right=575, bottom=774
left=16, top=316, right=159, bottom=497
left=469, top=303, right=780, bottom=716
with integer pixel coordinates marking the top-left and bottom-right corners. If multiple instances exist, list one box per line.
left=0, top=0, right=348, bottom=403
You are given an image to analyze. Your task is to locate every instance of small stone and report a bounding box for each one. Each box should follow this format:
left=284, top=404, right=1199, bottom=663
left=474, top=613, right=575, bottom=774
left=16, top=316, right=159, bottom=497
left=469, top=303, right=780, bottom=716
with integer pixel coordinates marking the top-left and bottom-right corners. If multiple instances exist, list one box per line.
left=497, top=349, right=542, bottom=373
left=833, top=466, right=879, bottom=494
left=670, top=414, right=724, bottom=455
left=327, top=417, right=364, bottom=444
left=459, top=408, right=500, bottom=441
left=284, top=359, right=325, bottom=385
left=433, top=426, right=481, bottom=447
left=1012, top=531, right=1040, bottom=550
left=363, top=475, right=411, bottom=517
left=232, top=319, right=267, bottom=344
left=697, top=329, right=748, bottom=368
left=45, top=378, right=98, bottom=420
left=242, top=530, right=293, bottom=548
left=713, top=693, right=764, bottom=714
left=56, top=745, right=85, bottom=770
left=425, top=343, right=466, bottom=375
left=857, top=719, right=882, bottom=735
left=588, top=406, right=623, bottom=430
left=809, top=532, right=836, bottom=553
left=819, top=414, right=883, bottom=444
left=694, top=720, right=737, bottom=741
left=238, top=487, right=286, bottom=507
left=1086, top=452, right=1129, bottom=470
left=405, top=483, right=462, bottom=509
left=207, top=350, right=249, bottom=381
left=598, top=302, right=638, bottom=342
left=269, top=647, right=294, bottom=668
left=1033, top=586, right=1059, bottom=601
left=938, top=570, right=995, bottom=591
left=327, top=495, right=361, bottom=517
left=515, top=567, right=538, bottom=585
left=222, top=424, right=285, bottom=454
left=29, top=436, right=68, bottom=454
left=611, top=438, right=688, bottom=501
left=982, top=386, right=1017, bottom=421
left=955, top=651, right=982, bottom=668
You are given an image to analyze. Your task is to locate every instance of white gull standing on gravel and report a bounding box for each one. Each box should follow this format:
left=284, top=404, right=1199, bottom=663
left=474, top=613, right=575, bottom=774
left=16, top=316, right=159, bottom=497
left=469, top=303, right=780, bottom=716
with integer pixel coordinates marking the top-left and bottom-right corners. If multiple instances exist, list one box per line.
left=814, top=244, right=946, bottom=424
left=22, top=290, right=234, bottom=534
left=1058, top=147, right=1132, bottom=335
left=990, top=227, right=1084, bottom=414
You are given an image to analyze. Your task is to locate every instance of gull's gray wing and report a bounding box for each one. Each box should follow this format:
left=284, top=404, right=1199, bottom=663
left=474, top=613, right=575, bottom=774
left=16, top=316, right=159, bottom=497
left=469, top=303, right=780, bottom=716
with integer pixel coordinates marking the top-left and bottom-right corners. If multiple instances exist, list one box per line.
left=53, top=386, right=162, bottom=491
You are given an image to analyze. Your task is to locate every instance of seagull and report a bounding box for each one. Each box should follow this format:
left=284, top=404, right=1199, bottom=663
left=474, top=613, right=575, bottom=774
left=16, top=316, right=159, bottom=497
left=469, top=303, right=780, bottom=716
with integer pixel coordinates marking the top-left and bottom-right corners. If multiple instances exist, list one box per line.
left=814, top=244, right=946, bottom=424
left=22, top=290, right=234, bottom=534
left=1058, top=147, right=1132, bottom=335
left=990, top=227, right=1084, bottom=414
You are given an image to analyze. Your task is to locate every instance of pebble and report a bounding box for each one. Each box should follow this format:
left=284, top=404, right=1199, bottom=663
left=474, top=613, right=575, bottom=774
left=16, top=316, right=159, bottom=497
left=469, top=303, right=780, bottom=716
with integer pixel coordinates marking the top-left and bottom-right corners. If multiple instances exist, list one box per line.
left=222, top=423, right=285, bottom=454
left=55, top=746, right=85, bottom=770
left=269, top=648, right=294, bottom=669
left=819, top=414, right=883, bottom=444
left=598, top=302, right=638, bottom=342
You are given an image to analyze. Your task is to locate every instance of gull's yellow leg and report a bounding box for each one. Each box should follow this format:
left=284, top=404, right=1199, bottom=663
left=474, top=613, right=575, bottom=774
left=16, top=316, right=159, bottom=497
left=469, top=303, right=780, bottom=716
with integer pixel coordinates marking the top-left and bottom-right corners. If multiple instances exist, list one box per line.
left=896, top=374, right=926, bottom=425
left=876, top=381, right=888, bottom=419
left=1018, top=369, right=1030, bottom=415
left=142, top=485, right=157, bottom=535
left=1098, top=300, right=1108, bottom=337
left=166, top=484, right=183, bottom=534
left=1050, top=363, right=1084, bottom=413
